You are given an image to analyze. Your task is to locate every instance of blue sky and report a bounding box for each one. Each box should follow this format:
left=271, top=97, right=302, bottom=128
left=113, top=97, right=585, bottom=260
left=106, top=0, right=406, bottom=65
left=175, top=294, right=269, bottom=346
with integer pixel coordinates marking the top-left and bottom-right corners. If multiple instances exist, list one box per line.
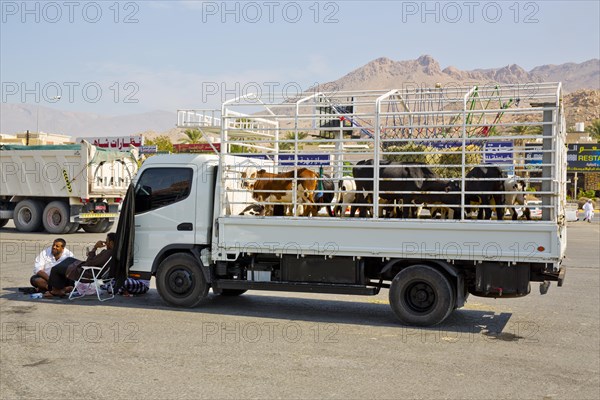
left=1, top=0, right=599, bottom=115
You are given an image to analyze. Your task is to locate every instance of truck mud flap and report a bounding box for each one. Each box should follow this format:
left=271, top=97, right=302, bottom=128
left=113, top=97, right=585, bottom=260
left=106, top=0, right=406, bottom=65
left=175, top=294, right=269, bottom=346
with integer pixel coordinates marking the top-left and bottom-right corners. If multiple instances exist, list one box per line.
left=471, top=263, right=531, bottom=298
left=540, top=266, right=566, bottom=286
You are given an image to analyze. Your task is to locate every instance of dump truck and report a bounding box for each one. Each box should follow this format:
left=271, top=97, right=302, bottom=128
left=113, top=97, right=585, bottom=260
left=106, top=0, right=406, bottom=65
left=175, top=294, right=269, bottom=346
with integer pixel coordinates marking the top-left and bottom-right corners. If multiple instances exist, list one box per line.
left=127, top=84, right=567, bottom=326
left=0, top=141, right=138, bottom=234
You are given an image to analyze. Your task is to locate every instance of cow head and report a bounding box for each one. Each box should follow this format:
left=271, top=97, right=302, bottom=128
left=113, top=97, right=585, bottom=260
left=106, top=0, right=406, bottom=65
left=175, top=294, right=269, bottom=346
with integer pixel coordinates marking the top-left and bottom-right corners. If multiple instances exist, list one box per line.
left=445, top=180, right=461, bottom=192
left=240, top=166, right=258, bottom=189
left=239, top=203, right=265, bottom=216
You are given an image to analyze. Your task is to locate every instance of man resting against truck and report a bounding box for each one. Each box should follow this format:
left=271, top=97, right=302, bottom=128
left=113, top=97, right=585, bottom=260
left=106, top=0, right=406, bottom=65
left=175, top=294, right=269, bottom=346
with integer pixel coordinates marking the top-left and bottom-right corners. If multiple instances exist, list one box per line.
left=44, top=233, right=115, bottom=298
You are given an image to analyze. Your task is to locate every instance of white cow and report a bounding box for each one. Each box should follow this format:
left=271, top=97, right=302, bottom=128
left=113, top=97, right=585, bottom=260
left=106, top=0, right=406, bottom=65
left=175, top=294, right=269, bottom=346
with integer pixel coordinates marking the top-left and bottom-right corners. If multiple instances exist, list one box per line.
left=332, top=177, right=356, bottom=217
left=504, top=176, right=530, bottom=220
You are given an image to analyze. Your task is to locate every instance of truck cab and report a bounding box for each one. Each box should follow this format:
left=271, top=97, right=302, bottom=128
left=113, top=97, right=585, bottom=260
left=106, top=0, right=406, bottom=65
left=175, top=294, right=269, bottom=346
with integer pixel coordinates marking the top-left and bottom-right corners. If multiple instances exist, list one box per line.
left=131, top=154, right=218, bottom=274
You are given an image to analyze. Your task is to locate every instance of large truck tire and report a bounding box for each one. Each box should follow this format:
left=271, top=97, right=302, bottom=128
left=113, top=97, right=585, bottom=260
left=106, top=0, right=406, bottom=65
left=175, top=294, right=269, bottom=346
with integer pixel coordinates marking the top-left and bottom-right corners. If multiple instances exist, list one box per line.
left=0, top=219, right=8, bottom=228
left=156, top=253, right=209, bottom=308
left=13, top=200, right=44, bottom=232
left=42, top=201, right=70, bottom=234
left=66, top=223, right=80, bottom=234
left=82, top=219, right=110, bottom=233
left=101, top=221, right=114, bottom=233
left=389, top=264, right=455, bottom=327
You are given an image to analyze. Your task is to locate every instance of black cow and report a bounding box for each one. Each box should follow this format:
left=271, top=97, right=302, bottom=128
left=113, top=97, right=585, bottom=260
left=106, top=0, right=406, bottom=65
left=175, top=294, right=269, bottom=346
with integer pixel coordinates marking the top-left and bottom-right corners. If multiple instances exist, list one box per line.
left=465, top=166, right=506, bottom=220
left=417, top=180, right=462, bottom=219
left=352, top=160, right=458, bottom=218
left=351, top=159, right=394, bottom=217
left=313, top=175, right=335, bottom=217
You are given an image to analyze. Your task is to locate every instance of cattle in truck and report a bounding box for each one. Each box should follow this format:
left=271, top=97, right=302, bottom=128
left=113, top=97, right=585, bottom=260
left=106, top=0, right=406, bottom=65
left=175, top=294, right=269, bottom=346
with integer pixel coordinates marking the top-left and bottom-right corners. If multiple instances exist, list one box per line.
left=313, top=175, right=336, bottom=217
left=418, top=179, right=462, bottom=219
left=352, top=160, right=459, bottom=219
left=239, top=203, right=266, bottom=216
left=504, top=176, right=531, bottom=220
left=240, top=167, right=319, bottom=216
left=465, top=166, right=506, bottom=220
left=333, top=177, right=357, bottom=217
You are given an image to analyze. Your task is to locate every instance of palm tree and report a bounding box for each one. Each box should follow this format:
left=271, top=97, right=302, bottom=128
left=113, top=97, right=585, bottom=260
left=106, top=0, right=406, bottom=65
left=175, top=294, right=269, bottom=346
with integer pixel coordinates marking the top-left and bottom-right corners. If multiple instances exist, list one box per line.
left=179, top=129, right=203, bottom=144
left=145, top=135, right=173, bottom=153
left=512, top=125, right=531, bottom=135
left=278, top=131, right=308, bottom=151
left=586, top=119, right=600, bottom=140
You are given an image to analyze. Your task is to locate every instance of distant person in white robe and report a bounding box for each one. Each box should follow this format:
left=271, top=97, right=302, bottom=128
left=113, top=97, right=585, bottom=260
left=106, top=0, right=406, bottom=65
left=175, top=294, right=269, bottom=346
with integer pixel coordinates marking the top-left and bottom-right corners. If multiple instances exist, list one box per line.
left=583, top=199, right=594, bottom=223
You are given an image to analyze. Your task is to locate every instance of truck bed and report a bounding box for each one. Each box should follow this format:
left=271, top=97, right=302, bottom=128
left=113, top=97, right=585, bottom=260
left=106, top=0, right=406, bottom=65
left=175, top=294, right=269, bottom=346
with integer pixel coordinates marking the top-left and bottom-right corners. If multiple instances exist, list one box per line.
left=0, top=142, right=136, bottom=198
left=215, top=216, right=563, bottom=265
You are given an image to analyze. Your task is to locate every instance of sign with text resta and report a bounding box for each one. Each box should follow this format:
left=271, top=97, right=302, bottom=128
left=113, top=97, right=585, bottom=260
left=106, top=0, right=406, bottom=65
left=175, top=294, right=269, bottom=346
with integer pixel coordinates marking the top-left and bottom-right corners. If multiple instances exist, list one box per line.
left=567, top=144, right=600, bottom=172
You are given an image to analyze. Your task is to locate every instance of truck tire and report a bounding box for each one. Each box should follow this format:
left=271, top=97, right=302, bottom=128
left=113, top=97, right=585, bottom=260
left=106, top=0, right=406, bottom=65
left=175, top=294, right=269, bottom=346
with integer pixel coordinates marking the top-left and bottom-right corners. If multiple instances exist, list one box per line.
left=82, top=219, right=110, bottom=233
left=66, top=223, right=80, bottom=234
left=389, top=264, right=455, bottom=326
left=156, top=253, right=209, bottom=308
left=101, top=221, right=114, bottom=233
left=0, top=219, right=8, bottom=228
left=42, top=201, right=70, bottom=234
left=14, top=200, right=44, bottom=232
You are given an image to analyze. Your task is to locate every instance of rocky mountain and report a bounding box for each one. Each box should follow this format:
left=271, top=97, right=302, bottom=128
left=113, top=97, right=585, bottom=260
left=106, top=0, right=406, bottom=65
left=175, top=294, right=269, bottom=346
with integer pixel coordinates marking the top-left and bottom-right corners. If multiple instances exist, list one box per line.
left=530, top=59, right=600, bottom=91
left=322, top=55, right=599, bottom=93
left=563, top=89, right=600, bottom=126
left=1, top=56, right=598, bottom=138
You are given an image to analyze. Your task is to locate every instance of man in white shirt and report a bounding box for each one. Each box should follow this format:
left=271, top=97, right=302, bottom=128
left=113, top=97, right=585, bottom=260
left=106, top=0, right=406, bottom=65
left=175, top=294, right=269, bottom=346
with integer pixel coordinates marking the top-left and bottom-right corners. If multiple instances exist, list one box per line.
left=30, top=238, right=74, bottom=292
left=583, top=199, right=594, bottom=223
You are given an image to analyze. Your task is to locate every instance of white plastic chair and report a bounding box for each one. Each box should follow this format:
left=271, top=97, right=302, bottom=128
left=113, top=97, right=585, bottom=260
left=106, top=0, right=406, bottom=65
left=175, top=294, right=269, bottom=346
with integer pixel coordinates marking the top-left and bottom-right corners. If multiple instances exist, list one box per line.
left=68, top=256, right=114, bottom=302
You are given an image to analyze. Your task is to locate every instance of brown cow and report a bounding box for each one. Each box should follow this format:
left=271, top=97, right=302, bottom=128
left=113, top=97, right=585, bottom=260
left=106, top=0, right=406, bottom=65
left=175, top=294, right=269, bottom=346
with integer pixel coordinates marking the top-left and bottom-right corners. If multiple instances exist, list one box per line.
left=241, top=167, right=319, bottom=216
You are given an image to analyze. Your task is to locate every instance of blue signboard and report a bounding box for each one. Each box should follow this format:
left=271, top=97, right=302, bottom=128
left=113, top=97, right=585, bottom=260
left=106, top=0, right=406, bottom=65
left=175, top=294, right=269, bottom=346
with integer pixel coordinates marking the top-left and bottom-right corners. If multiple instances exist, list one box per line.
left=425, top=141, right=464, bottom=149
left=483, top=141, right=513, bottom=164
left=427, top=140, right=514, bottom=164
left=567, top=144, right=600, bottom=172
left=278, top=154, right=331, bottom=166
left=524, top=144, right=543, bottom=168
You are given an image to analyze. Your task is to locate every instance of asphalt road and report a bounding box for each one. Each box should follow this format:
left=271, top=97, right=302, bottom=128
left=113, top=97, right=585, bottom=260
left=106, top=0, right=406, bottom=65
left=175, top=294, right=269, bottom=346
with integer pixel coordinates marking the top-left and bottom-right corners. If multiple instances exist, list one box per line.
left=1, top=218, right=598, bottom=399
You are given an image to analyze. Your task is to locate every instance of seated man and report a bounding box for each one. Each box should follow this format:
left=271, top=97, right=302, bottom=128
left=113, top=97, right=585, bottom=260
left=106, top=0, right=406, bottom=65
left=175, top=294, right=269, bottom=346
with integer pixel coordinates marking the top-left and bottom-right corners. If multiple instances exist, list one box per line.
left=30, top=238, right=74, bottom=293
left=45, top=233, right=115, bottom=298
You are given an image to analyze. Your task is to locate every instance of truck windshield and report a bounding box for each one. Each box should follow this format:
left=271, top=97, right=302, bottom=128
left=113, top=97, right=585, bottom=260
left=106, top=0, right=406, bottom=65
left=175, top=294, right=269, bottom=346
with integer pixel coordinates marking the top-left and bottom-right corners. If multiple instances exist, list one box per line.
left=134, top=167, right=193, bottom=214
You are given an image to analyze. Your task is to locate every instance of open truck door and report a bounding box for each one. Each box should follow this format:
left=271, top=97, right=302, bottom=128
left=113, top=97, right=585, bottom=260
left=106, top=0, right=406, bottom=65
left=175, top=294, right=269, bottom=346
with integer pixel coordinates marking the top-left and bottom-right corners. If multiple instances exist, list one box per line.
left=132, top=164, right=198, bottom=272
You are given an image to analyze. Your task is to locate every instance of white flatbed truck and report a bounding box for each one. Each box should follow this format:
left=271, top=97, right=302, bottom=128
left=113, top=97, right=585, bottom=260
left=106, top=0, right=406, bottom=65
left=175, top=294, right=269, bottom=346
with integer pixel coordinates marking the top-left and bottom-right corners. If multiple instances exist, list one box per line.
left=0, top=141, right=138, bottom=234
left=128, top=84, right=567, bottom=326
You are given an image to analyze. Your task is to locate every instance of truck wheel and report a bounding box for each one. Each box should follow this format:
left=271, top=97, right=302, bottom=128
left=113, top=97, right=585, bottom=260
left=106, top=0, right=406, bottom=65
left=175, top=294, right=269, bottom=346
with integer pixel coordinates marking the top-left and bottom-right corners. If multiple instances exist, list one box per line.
left=82, top=219, right=109, bottom=233
left=14, top=200, right=44, bottom=232
left=101, top=221, right=114, bottom=233
left=219, top=289, right=247, bottom=296
left=156, top=253, right=209, bottom=307
left=42, top=201, right=70, bottom=234
left=66, top=223, right=80, bottom=234
left=389, top=264, right=455, bottom=326
left=0, top=219, right=8, bottom=228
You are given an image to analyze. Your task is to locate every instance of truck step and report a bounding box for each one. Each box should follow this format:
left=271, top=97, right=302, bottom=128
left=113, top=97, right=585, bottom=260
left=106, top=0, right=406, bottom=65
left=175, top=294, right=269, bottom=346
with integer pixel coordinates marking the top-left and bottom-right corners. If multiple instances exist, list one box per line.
left=213, top=280, right=379, bottom=295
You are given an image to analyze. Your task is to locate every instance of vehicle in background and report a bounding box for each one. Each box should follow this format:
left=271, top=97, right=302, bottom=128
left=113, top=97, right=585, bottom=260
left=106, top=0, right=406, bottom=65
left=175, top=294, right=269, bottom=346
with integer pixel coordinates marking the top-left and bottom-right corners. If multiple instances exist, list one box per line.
left=526, top=200, right=543, bottom=219
left=0, top=141, right=138, bottom=233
